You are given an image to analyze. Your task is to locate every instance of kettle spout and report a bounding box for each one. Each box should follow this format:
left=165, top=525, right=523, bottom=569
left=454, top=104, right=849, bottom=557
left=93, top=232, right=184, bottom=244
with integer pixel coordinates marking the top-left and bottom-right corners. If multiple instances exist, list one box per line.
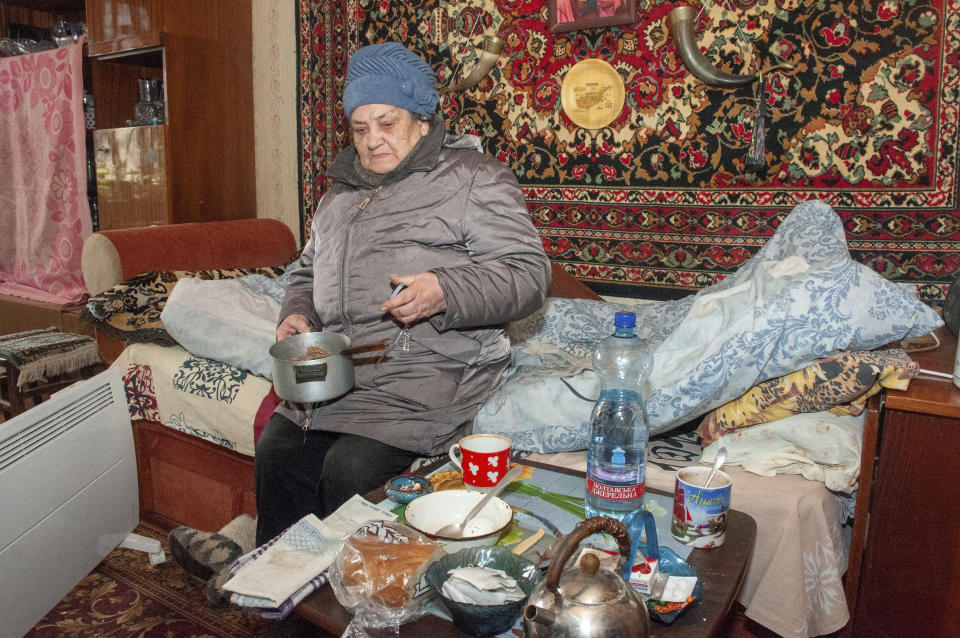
left=524, top=604, right=557, bottom=627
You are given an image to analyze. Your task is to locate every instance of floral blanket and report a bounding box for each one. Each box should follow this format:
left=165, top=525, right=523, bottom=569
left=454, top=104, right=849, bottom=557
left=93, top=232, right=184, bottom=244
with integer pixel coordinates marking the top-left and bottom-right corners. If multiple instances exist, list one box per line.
left=476, top=201, right=941, bottom=452
left=82, top=266, right=284, bottom=346
left=114, top=342, right=270, bottom=456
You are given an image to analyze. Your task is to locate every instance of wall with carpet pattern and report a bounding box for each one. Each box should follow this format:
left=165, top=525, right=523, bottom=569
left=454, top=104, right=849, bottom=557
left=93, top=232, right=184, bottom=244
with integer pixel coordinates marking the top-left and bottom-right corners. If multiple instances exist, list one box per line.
left=297, top=0, right=959, bottom=302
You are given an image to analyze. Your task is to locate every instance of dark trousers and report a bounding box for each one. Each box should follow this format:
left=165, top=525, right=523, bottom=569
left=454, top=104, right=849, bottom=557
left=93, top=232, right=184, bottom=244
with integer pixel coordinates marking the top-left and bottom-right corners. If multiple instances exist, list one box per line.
left=254, top=412, right=420, bottom=546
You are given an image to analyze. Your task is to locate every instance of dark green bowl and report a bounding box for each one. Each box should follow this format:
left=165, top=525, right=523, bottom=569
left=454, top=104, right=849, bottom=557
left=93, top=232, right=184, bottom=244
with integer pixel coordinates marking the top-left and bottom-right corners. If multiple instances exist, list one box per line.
left=425, top=546, right=543, bottom=637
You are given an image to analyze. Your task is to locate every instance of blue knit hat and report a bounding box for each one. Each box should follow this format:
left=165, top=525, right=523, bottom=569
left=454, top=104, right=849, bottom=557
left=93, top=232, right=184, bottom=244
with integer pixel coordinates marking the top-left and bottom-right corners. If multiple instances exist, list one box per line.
left=343, top=42, right=439, bottom=120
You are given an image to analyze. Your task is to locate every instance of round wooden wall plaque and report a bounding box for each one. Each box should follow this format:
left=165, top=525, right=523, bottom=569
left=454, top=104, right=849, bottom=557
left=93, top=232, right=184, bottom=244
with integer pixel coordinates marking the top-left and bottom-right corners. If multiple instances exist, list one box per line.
left=560, top=58, right=625, bottom=130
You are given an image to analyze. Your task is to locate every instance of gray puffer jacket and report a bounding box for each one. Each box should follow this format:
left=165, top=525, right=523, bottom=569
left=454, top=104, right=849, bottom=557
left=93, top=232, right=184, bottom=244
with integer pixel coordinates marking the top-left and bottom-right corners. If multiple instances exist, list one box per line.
left=275, top=120, right=551, bottom=455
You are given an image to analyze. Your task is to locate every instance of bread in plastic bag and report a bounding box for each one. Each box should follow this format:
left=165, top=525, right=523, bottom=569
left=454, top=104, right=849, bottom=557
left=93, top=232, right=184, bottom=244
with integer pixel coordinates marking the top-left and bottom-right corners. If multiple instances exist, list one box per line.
left=329, top=519, right=444, bottom=636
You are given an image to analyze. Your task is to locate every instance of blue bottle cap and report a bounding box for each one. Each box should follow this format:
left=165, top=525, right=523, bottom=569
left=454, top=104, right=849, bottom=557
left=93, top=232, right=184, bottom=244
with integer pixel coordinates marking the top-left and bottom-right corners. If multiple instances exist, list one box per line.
left=614, top=312, right=636, bottom=328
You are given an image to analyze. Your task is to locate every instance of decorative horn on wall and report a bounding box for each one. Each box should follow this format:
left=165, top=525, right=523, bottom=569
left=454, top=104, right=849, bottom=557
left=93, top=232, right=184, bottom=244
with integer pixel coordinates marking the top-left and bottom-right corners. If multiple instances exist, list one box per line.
left=668, top=5, right=757, bottom=88
left=439, top=35, right=505, bottom=95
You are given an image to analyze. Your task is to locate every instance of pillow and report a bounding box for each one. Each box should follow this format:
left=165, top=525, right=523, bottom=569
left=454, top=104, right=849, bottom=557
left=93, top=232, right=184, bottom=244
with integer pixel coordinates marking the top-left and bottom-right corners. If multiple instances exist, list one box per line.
left=483, top=298, right=686, bottom=453
left=158, top=254, right=307, bottom=378
left=477, top=200, right=942, bottom=450
left=82, top=266, right=284, bottom=345
left=649, top=201, right=940, bottom=433
left=237, top=252, right=304, bottom=304
left=698, top=349, right=917, bottom=444
left=161, top=277, right=280, bottom=378
left=507, top=296, right=690, bottom=361
left=473, top=351, right=598, bottom=454
left=641, top=200, right=941, bottom=434
left=700, top=410, right=866, bottom=493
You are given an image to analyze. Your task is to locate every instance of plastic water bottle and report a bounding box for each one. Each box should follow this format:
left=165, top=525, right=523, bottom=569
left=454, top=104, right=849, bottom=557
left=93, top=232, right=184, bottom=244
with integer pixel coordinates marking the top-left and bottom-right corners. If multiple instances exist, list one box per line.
left=584, top=311, right=652, bottom=522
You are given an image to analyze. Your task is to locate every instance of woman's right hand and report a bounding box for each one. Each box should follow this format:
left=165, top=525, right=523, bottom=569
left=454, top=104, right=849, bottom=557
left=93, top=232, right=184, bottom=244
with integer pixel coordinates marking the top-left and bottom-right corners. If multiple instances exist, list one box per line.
left=277, top=313, right=311, bottom=341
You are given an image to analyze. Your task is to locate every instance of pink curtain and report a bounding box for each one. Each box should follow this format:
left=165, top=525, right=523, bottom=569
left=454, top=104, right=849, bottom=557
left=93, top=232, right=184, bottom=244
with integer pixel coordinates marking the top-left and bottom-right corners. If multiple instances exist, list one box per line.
left=0, top=40, right=91, bottom=304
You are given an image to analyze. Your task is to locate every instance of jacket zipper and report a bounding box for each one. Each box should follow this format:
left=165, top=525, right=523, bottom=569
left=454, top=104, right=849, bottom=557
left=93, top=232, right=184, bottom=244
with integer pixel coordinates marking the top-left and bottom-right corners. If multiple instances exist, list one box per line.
left=339, top=186, right=381, bottom=332
left=358, top=188, right=378, bottom=210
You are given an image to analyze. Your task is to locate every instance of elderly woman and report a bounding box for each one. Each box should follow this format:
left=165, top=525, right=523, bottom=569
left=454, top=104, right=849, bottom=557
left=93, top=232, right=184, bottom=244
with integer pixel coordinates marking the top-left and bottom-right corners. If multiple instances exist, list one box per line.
left=255, top=42, right=551, bottom=545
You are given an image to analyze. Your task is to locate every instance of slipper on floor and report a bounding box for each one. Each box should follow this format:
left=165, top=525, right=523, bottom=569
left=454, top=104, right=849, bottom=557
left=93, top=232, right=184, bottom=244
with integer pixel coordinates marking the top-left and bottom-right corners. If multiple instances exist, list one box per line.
left=205, top=565, right=234, bottom=606
left=169, top=527, right=244, bottom=582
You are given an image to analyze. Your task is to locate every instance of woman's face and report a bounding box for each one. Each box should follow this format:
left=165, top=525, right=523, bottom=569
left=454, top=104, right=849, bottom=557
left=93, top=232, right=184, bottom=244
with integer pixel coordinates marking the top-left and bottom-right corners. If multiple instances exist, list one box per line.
left=350, top=104, right=430, bottom=174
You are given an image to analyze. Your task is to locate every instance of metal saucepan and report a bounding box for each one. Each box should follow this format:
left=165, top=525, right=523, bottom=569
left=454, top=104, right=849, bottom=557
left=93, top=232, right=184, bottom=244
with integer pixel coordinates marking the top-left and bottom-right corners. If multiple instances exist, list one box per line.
left=269, top=332, right=357, bottom=403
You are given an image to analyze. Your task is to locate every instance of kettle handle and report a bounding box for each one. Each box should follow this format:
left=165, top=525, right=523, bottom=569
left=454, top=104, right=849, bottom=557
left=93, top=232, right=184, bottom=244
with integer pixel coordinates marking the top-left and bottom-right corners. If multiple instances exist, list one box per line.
left=544, top=516, right=631, bottom=593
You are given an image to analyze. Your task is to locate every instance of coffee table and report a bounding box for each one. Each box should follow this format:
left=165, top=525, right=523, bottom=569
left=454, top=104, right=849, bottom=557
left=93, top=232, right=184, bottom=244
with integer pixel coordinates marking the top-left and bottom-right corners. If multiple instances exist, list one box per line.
left=296, top=459, right=756, bottom=637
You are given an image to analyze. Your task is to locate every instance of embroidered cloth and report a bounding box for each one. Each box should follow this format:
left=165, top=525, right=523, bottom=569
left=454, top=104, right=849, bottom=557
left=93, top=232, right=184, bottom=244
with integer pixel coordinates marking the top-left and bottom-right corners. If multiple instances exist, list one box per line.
left=0, top=328, right=100, bottom=388
left=0, top=40, right=91, bottom=303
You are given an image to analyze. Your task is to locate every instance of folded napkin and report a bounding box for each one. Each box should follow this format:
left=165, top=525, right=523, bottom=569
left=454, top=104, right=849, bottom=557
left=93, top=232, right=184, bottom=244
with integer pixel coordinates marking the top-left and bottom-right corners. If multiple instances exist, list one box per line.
left=441, top=566, right=525, bottom=605
left=224, top=495, right=396, bottom=613
left=227, top=536, right=329, bottom=619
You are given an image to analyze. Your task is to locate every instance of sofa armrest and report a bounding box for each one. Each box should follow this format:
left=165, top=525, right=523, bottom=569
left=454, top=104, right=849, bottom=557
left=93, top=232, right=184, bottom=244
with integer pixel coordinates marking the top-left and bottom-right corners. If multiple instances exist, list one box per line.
left=81, top=219, right=297, bottom=295
left=547, top=262, right=602, bottom=301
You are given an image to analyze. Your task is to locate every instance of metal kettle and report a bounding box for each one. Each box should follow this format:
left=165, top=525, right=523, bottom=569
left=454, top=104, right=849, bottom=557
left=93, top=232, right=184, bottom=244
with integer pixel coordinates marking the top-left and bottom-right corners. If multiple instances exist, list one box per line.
left=523, top=516, right=652, bottom=638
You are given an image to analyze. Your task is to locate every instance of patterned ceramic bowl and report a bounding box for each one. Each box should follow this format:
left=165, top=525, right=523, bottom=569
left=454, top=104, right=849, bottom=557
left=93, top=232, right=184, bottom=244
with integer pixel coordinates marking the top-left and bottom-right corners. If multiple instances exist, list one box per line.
left=425, top=546, right=542, bottom=637
left=384, top=475, right=433, bottom=505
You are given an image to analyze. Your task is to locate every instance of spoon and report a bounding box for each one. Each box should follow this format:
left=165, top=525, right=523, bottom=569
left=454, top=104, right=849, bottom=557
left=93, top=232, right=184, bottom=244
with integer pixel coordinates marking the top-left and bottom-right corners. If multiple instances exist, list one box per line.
left=435, top=464, right=524, bottom=538
left=704, top=446, right=728, bottom=488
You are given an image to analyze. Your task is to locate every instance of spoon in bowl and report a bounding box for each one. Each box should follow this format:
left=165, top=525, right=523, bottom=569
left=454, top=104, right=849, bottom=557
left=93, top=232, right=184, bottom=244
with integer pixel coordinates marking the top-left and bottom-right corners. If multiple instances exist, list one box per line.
left=435, top=464, right=524, bottom=539
left=704, top=446, right=728, bottom=488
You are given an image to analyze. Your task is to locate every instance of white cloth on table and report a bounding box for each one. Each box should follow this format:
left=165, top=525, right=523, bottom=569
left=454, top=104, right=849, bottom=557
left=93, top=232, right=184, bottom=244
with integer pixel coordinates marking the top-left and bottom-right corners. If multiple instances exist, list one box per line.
left=223, top=495, right=396, bottom=607
left=701, top=411, right=865, bottom=494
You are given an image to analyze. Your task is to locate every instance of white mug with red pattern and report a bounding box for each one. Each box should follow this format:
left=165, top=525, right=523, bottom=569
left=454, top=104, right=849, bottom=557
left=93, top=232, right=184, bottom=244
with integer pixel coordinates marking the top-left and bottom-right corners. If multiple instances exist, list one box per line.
left=448, top=434, right=512, bottom=491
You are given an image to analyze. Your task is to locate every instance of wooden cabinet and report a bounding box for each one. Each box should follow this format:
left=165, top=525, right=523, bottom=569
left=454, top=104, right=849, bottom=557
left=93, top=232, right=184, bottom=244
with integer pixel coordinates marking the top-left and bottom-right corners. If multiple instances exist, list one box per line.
left=93, top=125, right=168, bottom=229
left=86, top=0, right=255, bottom=229
left=0, top=1, right=85, bottom=38
left=844, top=327, right=960, bottom=638
left=0, top=0, right=255, bottom=230
left=85, top=0, right=162, bottom=55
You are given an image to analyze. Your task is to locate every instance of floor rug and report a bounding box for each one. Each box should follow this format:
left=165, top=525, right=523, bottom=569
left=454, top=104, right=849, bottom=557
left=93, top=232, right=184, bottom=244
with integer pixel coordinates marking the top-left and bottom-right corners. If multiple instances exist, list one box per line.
left=24, top=520, right=270, bottom=638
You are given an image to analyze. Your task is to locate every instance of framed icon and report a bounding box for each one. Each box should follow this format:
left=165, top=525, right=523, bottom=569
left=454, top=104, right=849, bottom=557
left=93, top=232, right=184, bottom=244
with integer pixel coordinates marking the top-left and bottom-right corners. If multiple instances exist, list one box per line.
left=549, top=0, right=637, bottom=33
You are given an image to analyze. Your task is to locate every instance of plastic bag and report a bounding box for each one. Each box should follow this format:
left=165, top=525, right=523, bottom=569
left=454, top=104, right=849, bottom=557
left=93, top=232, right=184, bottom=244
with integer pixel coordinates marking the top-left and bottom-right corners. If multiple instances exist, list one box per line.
left=329, top=520, right=444, bottom=637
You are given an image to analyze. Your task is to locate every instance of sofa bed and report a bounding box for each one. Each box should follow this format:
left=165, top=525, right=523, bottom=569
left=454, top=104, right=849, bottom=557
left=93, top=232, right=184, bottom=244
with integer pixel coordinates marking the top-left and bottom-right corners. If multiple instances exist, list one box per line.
left=79, top=201, right=942, bottom=637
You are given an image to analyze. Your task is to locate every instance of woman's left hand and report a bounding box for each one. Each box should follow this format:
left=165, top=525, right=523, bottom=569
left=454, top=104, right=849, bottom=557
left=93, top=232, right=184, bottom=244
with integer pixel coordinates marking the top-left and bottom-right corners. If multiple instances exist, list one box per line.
left=379, top=272, right=447, bottom=324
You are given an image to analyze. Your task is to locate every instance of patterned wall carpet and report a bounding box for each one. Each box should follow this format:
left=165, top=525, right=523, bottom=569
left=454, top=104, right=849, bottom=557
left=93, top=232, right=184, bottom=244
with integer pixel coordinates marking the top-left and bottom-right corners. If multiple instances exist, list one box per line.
left=297, top=0, right=960, bottom=302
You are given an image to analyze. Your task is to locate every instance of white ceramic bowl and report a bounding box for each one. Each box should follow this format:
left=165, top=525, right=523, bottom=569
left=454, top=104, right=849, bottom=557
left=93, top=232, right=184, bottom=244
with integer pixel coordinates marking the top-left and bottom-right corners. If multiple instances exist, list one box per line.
left=403, top=489, right=514, bottom=553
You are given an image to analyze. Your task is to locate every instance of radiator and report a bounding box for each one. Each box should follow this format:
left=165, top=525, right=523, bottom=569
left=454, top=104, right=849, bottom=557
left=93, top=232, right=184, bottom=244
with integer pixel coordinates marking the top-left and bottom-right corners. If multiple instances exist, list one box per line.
left=0, top=367, right=138, bottom=638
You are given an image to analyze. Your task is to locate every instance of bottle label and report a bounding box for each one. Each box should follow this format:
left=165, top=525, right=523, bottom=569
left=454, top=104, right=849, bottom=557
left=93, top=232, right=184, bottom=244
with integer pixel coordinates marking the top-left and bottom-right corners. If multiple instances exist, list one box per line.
left=587, top=478, right=645, bottom=501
